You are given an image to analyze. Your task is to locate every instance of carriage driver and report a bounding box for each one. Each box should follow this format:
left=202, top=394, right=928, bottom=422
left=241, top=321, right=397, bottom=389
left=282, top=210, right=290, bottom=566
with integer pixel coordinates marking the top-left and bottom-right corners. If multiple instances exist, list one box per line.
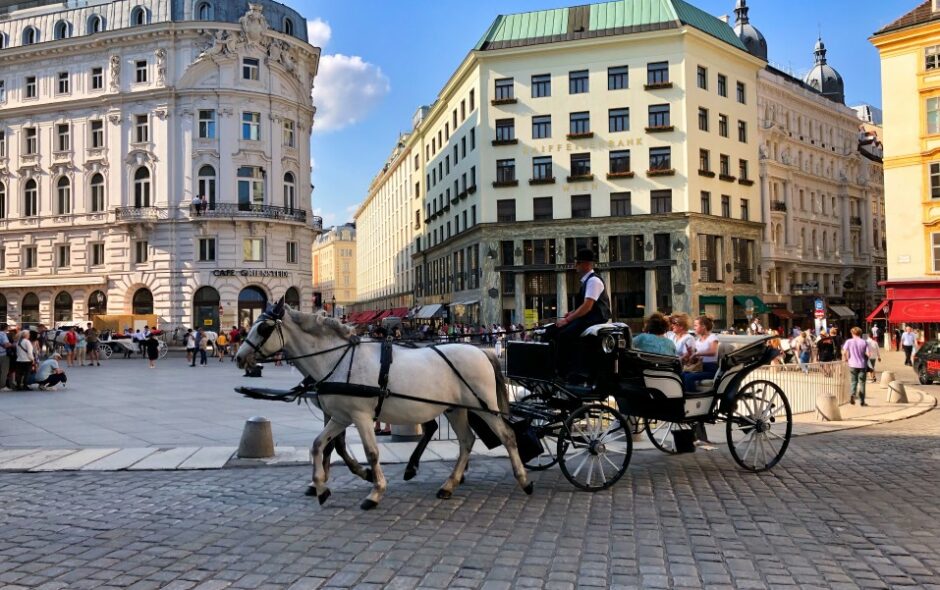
left=554, top=249, right=611, bottom=381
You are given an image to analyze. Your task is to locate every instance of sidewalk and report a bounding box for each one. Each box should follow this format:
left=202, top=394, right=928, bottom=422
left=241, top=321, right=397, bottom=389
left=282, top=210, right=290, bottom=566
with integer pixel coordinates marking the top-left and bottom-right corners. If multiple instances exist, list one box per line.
left=0, top=349, right=934, bottom=472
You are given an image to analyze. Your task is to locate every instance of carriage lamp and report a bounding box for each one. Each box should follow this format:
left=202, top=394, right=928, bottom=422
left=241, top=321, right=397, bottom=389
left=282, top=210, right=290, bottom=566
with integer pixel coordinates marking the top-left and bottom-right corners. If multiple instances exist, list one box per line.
left=602, top=334, right=618, bottom=354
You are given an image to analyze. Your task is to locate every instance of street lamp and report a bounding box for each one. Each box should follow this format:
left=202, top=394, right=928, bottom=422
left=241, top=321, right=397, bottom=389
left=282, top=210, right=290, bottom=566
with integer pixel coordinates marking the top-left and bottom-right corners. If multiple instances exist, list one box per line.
left=331, top=295, right=336, bottom=318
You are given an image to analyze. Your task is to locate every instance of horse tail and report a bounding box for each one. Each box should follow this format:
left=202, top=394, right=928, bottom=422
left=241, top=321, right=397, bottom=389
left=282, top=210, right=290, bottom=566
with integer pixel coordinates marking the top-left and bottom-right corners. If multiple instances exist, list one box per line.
left=485, top=349, right=509, bottom=414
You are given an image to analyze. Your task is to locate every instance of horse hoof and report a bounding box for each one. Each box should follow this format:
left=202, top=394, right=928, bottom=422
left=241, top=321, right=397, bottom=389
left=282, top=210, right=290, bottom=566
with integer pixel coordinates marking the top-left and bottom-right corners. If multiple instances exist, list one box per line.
left=318, top=490, right=331, bottom=505
left=403, top=467, right=416, bottom=481
left=360, top=499, right=378, bottom=510
left=365, top=468, right=375, bottom=483
left=523, top=482, right=534, bottom=496
left=304, top=486, right=317, bottom=497
left=436, top=489, right=452, bottom=500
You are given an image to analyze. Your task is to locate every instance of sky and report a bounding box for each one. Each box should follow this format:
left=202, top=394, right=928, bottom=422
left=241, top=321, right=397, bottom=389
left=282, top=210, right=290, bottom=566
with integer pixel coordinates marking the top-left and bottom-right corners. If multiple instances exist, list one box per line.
left=296, top=0, right=917, bottom=229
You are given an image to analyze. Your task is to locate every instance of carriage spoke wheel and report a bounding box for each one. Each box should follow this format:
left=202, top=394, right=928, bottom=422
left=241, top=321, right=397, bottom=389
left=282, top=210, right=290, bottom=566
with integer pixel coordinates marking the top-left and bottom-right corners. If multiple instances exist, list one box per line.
left=557, top=403, right=632, bottom=491
left=644, top=420, right=695, bottom=455
left=517, top=394, right=561, bottom=471
left=100, top=344, right=113, bottom=360
left=158, top=342, right=168, bottom=359
left=726, top=380, right=792, bottom=472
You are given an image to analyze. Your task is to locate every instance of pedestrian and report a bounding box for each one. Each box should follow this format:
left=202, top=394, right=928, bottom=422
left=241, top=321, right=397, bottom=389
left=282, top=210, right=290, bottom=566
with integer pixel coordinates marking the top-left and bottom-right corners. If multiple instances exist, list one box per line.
left=14, top=330, right=35, bottom=391
left=185, top=329, right=195, bottom=364
left=901, top=326, right=917, bottom=366
left=75, top=328, right=87, bottom=367
left=843, top=327, right=870, bottom=406
left=0, top=323, right=11, bottom=391
left=85, top=323, right=101, bottom=366
left=229, top=325, right=241, bottom=361
left=216, top=331, right=228, bottom=362
left=191, top=194, right=203, bottom=216
left=865, top=332, right=881, bottom=383
left=871, top=323, right=881, bottom=346
left=35, top=353, right=67, bottom=391
left=144, top=332, right=160, bottom=369
left=195, top=327, right=208, bottom=366
left=793, top=330, right=813, bottom=373
left=894, top=327, right=902, bottom=352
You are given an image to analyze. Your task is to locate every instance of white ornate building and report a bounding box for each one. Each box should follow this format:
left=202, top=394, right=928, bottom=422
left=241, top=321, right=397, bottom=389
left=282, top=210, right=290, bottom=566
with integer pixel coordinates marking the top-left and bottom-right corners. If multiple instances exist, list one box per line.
left=0, top=0, right=321, bottom=331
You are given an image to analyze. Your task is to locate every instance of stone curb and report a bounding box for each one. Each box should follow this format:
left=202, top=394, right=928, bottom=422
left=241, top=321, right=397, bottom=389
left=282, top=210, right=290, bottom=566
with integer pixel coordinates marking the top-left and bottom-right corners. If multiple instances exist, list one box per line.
left=1, top=390, right=935, bottom=472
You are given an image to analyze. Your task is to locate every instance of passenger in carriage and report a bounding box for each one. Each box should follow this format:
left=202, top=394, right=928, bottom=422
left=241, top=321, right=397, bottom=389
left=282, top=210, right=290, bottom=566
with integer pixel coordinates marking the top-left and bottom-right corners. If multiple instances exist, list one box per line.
left=666, top=313, right=695, bottom=359
left=632, top=313, right=677, bottom=356
left=681, top=316, right=720, bottom=392
left=553, top=249, right=611, bottom=381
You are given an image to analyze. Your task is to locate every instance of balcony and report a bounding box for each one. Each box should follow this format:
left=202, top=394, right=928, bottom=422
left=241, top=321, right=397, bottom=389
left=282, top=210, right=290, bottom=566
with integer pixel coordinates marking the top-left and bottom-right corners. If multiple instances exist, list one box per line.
left=850, top=216, right=863, bottom=227
left=645, top=125, right=675, bottom=133
left=607, top=171, right=635, bottom=179
left=529, top=177, right=556, bottom=185
left=491, top=138, right=518, bottom=146
left=490, top=97, right=517, bottom=106
left=566, top=132, right=594, bottom=140
left=697, top=169, right=716, bottom=178
left=699, top=264, right=720, bottom=282
left=492, top=179, right=518, bottom=188
left=647, top=168, right=675, bottom=177
left=115, top=206, right=167, bottom=221
left=566, top=174, right=595, bottom=183
left=719, top=174, right=737, bottom=183
left=197, top=203, right=308, bottom=223
left=738, top=178, right=754, bottom=186
left=644, top=82, right=673, bottom=90
left=771, top=200, right=787, bottom=212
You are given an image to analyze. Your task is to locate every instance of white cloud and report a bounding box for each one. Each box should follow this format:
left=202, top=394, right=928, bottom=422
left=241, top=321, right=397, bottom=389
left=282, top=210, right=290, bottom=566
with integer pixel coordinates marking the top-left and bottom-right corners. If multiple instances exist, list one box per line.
left=345, top=203, right=361, bottom=216
left=313, top=54, right=390, bottom=132
left=309, top=156, right=316, bottom=173
left=306, top=18, right=332, bottom=48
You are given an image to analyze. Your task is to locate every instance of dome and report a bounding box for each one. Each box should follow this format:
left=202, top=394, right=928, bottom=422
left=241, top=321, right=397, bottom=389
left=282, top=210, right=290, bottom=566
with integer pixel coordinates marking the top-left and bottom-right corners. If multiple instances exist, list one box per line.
left=732, top=1, right=767, bottom=60
left=803, top=37, right=845, bottom=104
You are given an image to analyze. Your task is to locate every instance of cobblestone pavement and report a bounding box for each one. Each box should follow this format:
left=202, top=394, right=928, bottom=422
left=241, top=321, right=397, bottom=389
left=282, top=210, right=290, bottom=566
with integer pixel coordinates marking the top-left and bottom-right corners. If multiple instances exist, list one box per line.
left=2, top=405, right=940, bottom=590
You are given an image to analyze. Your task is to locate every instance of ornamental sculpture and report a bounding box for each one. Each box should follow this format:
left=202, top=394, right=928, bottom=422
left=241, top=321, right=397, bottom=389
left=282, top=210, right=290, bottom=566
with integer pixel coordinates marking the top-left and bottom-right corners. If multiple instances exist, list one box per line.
left=109, top=55, right=121, bottom=91
left=240, top=3, right=268, bottom=45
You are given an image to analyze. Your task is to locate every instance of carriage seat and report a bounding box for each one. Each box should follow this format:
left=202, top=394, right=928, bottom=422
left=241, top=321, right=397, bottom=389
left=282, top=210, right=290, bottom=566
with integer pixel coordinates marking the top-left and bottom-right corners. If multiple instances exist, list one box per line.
left=580, top=322, right=629, bottom=337
left=695, top=342, right=736, bottom=392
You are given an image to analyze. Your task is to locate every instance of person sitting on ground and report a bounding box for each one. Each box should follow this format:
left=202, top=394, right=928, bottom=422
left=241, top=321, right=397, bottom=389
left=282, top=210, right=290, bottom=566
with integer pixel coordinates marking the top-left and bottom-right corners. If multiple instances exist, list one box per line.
left=35, top=353, right=67, bottom=391
left=681, top=316, right=720, bottom=392
left=632, top=313, right=677, bottom=356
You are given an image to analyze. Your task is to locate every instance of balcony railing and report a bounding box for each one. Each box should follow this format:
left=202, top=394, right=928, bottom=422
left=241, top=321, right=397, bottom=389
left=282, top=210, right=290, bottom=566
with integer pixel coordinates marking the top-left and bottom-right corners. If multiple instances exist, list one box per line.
left=850, top=216, right=863, bottom=227
left=771, top=200, right=787, bottom=212
left=197, top=203, right=308, bottom=223
left=115, top=206, right=168, bottom=221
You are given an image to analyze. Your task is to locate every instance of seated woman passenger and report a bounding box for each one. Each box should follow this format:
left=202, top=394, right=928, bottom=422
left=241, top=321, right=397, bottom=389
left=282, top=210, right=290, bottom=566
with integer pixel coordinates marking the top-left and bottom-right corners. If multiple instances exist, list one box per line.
left=631, top=313, right=677, bottom=356
left=681, top=316, right=720, bottom=392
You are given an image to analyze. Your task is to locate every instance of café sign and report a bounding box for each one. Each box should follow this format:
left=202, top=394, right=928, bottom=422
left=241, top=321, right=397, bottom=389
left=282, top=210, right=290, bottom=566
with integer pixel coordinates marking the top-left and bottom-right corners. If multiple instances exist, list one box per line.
left=213, top=269, right=290, bottom=278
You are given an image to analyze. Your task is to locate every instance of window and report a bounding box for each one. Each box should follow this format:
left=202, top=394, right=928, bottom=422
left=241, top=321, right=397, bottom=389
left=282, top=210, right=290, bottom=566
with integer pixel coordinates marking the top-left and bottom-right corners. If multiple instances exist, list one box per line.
left=284, top=18, right=294, bottom=36
left=57, top=124, right=71, bottom=152
left=198, top=110, right=216, bottom=139
left=56, top=177, right=71, bottom=214
left=24, top=179, right=38, bottom=216
left=739, top=159, right=749, bottom=181
left=23, top=27, right=38, bottom=45
left=738, top=120, right=747, bottom=143
left=532, top=156, right=552, bottom=180
left=571, top=194, right=591, bottom=218
left=24, top=127, right=37, bottom=154
left=699, top=149, right=711, bottom=172
left=55, top=20, right=72, bottom=40
left=532, top=115, right=551, bottom=139
left=697, top=66, right=707, bottom=89
left=608, top=66, right=628, bottom=90
left=134, top=167, right=151, bottom=207
left=88, top=15, right=104, bottom=34
left=931, top=163, right=940, bottom=199
left=243, top=238, right=264, bottom=262
left=131, top=6, right=147, bottom=26
left=721, top=195, right=731, bottom=217
left=609, top=108, right=630, bottom=132
left=736, top=81, right=746, bottom=104
left=135, top=240, right=148, bottom=264
left=0, top=181, right=5, bottom=219
left=198, top=238, right=216, bottom=262
left=242, top=112, right=261, bottom=140
left=0, top=131, right=4, bottom=158
left=610, top=192, right=631, bottom=216
left=717, top=74, right=727, bottom=97
left=698, top=107, right=709, bottom=131
left=57, top=245, right=71, bottom=268
left=135, top=60, right=148, bottom=83
left=609, top=150, right=631, bottom=174
left=934, top=233, right=940, bottom=272
left=25, top=76, right=37, bottom=99
left=496, top=159, right=516, bottom=183
left=135, top=114, right=149, bottom=143
left=286, top=241, right=298, bottom=264
left=243, top=58, right=260, bottom=80
left=470, top=89, right=475, bottom=110
left=732, top=238, right=755, bottom=283
left=90, top=173, right=105, bottom=212
left=533, top=197, right=553, bottom=220
left=569, top=70, right=589, bottom=94
left=461, top=100, right=466, bottom=121
left=0, top=80, right=5, bottom=102
left=741, top=199, right=750, bottom=221
left=496, top=199, right=516, bottom=222
left=495, top=118, right=515, bottom=141
left=929, top=98, right=940, bottom=134
left=570, top=111, right=590, bottom=134
left=699, top=235, right=723, bottom=282
left=196, top=1, right=214, bottom=20
left=532, top=73, right=550, bottom=98
left=91, top=67, right=103, bottom=90
left=720, top=154, right=731, bottom=177
left=495, top=78, right=514, bottom=101
left=649, top=146, right=671, bottom=171
left=283, top=119, right=296, bottom=147
left=648, top=104, right=670, bottom=128
left=571, top=153, right=591, bottom=177
left=24, top=246, right=38, bottom=269
left=651, top=190, right=672, bottom=214
left=91, top=243, right=105, bottom=266
left=653, top=233, right=671, bottom=260
left=701, top=191, right=711, bottom=215
left=283, top=172, right=296, bottom=209
left=0, top=33, right=5, bottom=50
left=719, top=114, right=729, bottom=137
left=647, top=61, right=669, bottom=85
left=57, top=72, right=70, bottom=94
left=237, top=166, right=264, bottom=208
left=470, top=129, right=475, bottom=150
left=90, top=119, right=104, bottom=148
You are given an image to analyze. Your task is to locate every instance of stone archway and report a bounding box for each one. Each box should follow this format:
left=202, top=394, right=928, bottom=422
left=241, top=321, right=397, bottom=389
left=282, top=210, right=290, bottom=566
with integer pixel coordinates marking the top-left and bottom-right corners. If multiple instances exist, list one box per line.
left=237, top=286, right=268, bottom=328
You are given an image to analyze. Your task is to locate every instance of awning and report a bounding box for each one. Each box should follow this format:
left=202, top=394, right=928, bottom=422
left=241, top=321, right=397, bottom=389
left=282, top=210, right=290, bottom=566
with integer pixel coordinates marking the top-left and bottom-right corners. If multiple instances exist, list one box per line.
left=375, top=310, right=393, bottom=321
left=415, top=304, right=443, bottom=319
left=889, top=299, right=940, bottom=323
left=733, top=295, right=769, bottom=314
left=771, top=308, right=795, bottom=319
left=699, top=295, right=727, bottom=305
left=0, top=277, right=107, bottom=288
left=866, top=300, right=890, bottom=323
left=389, top=307, right=409, bottom=318
left=829, top=305, right=856, bottom=319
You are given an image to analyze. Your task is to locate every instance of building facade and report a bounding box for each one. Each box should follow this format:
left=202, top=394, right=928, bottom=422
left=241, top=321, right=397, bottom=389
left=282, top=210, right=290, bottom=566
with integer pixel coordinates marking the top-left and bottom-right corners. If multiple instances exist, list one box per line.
left=870, top=0, right=940, bottom=331
left=312, top=223, right=356, bottom=317
left=0, top=0, right=321, bottom=331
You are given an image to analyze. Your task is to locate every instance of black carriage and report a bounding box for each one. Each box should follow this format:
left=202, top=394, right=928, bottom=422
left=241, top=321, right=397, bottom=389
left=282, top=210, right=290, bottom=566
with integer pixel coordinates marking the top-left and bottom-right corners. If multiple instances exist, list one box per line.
left=506, top=323, right=792, bottom=491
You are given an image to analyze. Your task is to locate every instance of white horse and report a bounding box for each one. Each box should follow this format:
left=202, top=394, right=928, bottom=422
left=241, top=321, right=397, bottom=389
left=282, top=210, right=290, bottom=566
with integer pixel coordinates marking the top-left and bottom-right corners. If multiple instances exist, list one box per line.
left=235, top=299, right=532, bottom=510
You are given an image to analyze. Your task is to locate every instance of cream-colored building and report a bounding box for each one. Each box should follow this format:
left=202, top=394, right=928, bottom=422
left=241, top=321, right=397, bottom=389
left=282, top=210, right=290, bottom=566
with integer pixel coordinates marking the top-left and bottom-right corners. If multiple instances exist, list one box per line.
left=362, top=0, right=766, bottom=329
left=0, top=0, right=321, bottom=330
left=869, top=0, right=940, bottom=331
left=312, top=223, right=356, bottom=316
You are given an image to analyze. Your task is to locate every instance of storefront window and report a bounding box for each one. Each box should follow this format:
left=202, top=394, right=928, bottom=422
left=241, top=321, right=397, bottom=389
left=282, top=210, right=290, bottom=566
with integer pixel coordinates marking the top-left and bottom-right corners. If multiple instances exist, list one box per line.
left=53, top=291, right=73, bottom=322
left=132, top=288, right=153, bottom=315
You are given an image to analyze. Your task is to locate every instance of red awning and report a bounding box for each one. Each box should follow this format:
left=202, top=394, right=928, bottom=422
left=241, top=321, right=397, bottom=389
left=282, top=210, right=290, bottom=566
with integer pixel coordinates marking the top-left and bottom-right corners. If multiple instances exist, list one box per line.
left=375, top=310, right=393, bottom=321
left=888, top=299, right=940, bottom=323
left=389, top=307, right=408, bottom=318
left=866, top=300, right=890, bottom=323
left=771, top=309, right=795, bottom=319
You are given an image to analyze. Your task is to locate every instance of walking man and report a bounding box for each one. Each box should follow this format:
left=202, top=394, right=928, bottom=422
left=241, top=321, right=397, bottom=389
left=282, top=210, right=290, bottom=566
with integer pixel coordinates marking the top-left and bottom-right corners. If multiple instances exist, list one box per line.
left=901, top=326, right=917, bottom=366
left=865, top=332, right=881, bottom=383
left=0, top=323, right=11, bottom=390
left=843, top=327, right=871, bottom=406
left=85, top=323, right=100, bottom=366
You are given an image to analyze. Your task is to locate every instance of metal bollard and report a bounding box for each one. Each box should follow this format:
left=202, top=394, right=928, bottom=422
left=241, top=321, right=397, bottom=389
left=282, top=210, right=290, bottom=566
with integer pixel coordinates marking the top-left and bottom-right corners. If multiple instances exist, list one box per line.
left=237, top=416, right=275, bottom=458
left=887, top=381, right=909, bottom=404
left=880, top=371, right=896, bottom=389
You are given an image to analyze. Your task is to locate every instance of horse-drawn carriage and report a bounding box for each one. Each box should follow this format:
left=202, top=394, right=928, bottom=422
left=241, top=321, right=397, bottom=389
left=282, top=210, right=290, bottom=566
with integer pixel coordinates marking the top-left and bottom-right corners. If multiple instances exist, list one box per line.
left=97, top=330, right=168, bottom=360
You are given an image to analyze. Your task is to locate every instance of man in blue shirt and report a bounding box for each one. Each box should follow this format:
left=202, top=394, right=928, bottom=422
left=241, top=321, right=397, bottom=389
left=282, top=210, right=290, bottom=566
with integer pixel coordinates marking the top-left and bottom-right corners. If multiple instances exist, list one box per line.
left=35, top=353, right=67, bottom=391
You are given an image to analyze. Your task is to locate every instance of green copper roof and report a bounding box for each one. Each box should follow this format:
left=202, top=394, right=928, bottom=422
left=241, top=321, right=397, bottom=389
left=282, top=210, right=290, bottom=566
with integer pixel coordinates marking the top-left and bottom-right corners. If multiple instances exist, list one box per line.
left=476, top=0, right=749, bottom=53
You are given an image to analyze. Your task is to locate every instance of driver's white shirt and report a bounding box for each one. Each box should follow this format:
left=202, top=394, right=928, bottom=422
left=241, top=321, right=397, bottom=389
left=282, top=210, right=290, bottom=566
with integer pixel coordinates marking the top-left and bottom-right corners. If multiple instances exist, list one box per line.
left=581, top=272, right=604, bottom=302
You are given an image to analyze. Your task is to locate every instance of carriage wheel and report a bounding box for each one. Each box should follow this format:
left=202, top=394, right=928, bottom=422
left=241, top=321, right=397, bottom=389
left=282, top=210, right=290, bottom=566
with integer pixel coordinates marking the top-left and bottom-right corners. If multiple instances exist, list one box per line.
left=557, top=403, right=632, bottom=491
left=517, top=394, right=560, bottom=471
left=158, top=342, right=168, bottom=359
left=725, top=380, right=792, bottom=472
left=99, top=344, right=113, bottom=360
left=645, top=420, right=695, bottom=455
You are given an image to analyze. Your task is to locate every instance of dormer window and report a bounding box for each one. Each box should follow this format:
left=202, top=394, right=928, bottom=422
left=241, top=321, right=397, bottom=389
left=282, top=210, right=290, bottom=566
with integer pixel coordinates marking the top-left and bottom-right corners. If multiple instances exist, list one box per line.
left=22, top=27, right=39, bottom=45
left=87, top=15, right=104, bottom=34
left=284, top=18, right=295, bottom=36
left=54, top=21, right=72, bottom=40
left=196, top=1, right=213, bottom=20
left=131, top=7, right=148, bottom=26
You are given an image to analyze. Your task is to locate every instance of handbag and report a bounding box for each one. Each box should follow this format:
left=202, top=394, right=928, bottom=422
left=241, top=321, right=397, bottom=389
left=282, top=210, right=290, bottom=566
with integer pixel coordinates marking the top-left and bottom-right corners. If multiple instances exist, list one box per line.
left=682, top=359, right=703, bottom=373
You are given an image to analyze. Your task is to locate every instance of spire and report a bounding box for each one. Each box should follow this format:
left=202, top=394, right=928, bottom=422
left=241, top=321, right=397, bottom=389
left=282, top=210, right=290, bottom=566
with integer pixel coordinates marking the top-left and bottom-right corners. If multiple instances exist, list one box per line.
left=814, top=37, right=827, bottom=65
left=734, top=0, right=749, bottom=25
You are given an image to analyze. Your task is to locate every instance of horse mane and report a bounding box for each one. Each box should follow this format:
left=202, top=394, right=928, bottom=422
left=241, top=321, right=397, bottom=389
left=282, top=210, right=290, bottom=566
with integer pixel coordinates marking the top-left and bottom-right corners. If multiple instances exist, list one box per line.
left=286, top=308, right=354, bottom=341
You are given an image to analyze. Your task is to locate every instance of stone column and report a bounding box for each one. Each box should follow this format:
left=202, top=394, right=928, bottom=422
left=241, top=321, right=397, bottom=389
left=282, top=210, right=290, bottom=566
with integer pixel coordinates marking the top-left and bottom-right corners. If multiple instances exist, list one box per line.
left=783, top=180, right=795, bottom=246
left=645, top=269, right=657, bottom=315
left=514, top=273, right=525, bottom=326
left=556, top=272, right=568, bottom=317
left=760, top=173, right=771, bottom=242
left=861, top=191, right=873, bottom=252
left=840, top=195, right=851, bottom=256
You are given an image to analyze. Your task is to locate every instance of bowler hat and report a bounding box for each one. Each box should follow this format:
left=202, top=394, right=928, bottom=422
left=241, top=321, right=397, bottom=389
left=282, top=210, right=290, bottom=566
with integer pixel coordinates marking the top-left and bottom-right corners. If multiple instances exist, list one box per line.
left=575, top=249, right=596, bottom=263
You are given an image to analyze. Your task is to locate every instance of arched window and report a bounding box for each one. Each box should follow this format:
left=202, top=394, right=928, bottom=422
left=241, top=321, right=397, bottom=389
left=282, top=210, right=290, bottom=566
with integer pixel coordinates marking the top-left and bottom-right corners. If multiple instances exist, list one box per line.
left=87, top=15, right=104, bottom=34
left=196, top=1, right=213, bottom=20
left=192, top=286, right=220, bottom=329
left=56, top=177, right=71, bottom=215
left=21, top=293, right=40, bottom=326
left=90, top=173, right=105, bottom=212
left=0, top=181, right=6, bottom=219
left=54, top=20, right=71, bottom=40
left=284, top=18, right=295, bottom=36
left=238, top=286, right=268, bottom=327
left=24, top=178, right=38, bottom=217
left=132, top=288, right=153, bottom=315
left=134, top=167, right=151, bottom=208
left=88, top=290, right=107, bottom=317
left=283, top=172, right=296, bottom=210
left=284, top=287, right=300, bottom=310
left=23, top=27, right=38, bottom=45
left=0, top=33, right=7, bottom=50
left=54, top=291, right=73, bottom=322
left=197, top=165, right=217, bottom=209
left=0, top=293, right=6, bottom=324
left=131, top=7, right=148, bottom=26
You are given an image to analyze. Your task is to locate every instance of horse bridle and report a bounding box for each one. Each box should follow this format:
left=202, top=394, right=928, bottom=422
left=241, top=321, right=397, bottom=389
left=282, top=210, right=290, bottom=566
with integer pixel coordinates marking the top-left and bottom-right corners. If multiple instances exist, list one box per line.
left=243, top=312, right=285, bottom=360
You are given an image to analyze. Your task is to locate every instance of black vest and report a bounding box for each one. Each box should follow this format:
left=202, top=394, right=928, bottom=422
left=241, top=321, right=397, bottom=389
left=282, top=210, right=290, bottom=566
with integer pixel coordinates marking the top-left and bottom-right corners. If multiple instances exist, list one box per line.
left=576, top=271, right=611, bottom=325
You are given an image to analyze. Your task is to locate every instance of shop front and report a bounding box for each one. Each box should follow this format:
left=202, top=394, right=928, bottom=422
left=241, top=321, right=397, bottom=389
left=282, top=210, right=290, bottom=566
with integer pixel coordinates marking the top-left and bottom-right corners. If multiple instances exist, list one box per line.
left=868, top=279, right=940, bottom=344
